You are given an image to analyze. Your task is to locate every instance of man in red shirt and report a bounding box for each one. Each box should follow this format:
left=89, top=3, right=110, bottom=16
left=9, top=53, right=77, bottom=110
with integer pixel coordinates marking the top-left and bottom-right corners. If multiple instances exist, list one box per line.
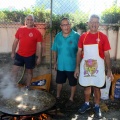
left=11, top=14, right=42, bottom=88
left=74, top=14, right=113, bottom=119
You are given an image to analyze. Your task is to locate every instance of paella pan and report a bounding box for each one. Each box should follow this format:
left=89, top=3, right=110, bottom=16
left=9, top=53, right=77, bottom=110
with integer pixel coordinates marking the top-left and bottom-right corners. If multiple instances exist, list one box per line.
left=0, top=89, right=56, bottom=116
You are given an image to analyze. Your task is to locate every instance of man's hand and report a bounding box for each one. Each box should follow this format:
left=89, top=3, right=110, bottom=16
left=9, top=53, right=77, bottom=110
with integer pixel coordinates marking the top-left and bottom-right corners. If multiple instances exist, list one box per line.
left=11, top=38, right=19, bottom=59
left=107, top=69, right=114, bottom=81
left=36, top=57, right=41, bottom=66
left=53, top=62, right=57, bottom=71
left=74, top=67, right=79, bottom=79
left=11, top=52, right=15, bottom=59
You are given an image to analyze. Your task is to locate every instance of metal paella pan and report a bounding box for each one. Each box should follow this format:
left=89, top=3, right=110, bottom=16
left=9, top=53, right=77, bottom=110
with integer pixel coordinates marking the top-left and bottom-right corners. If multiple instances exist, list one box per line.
left=0, top=89, right=56, bottom=116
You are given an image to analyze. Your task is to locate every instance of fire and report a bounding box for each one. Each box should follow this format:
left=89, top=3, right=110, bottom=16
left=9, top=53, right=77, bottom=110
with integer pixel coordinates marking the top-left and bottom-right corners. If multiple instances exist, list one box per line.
left=12, top=114, right=50, bottom=120
left=13, top=117, right=17, bottom=120
left=39, top=113, right=48, bottom=120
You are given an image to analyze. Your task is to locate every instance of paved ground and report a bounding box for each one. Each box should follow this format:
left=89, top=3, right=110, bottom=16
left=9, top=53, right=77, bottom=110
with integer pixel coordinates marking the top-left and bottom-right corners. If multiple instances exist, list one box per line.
left=0, top=82, right=120, bottom=120
left=0, top=58, right=120, bottom=120
left=48, top=84, right=120, bottom=120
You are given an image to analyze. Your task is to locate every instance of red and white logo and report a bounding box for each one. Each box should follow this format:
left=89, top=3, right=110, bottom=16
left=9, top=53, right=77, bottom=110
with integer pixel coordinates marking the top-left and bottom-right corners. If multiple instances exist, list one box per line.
left=29, top=33, right=33, bottom=37
left=96, top=38, right=100, bottom=43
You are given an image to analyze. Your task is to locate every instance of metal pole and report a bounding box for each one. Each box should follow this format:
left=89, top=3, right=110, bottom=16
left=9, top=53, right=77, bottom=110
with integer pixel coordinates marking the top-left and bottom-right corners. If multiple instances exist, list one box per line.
left=50, top=0, right=53, bottom=74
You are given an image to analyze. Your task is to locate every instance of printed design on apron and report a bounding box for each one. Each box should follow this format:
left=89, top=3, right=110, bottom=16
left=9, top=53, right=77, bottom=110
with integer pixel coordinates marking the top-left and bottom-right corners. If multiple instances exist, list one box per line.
left=84, top=59, right=98, bottom=77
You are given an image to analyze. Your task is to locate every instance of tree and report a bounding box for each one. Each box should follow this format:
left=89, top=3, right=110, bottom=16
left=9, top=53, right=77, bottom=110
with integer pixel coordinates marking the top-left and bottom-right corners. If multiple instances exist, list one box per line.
left=0, top=11, right=6, bottom=22
left=33, top=6, right=50, bottom=22
left=1, top=10, right=26, bottom=23
left=0, top=4, right=88, bottom=33
left=0, top=6, right=51, bottom=24
left=101, top=5, right=120, bottom=24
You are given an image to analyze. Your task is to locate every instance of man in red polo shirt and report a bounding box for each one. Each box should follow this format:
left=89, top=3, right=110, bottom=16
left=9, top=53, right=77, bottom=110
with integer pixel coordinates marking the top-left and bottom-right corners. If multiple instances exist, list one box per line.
left=11, top=14, right=42, bottom=88
left=74, top=14, right=113, bottom=119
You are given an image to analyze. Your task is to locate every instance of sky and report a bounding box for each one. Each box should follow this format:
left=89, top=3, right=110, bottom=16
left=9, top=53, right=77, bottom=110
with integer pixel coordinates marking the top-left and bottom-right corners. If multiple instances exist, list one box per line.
left=0, top=0, right=35, bottom=10
left=0, top=0, right=120, bottom=15
left=79, top=0, right=120, bottom=15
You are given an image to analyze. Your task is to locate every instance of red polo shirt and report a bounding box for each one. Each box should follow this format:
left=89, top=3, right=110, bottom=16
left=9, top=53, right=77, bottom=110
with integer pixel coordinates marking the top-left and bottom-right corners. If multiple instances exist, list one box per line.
left=15, top=26, right=42, bottom=57
left=78, top=31, right=111, bottom=59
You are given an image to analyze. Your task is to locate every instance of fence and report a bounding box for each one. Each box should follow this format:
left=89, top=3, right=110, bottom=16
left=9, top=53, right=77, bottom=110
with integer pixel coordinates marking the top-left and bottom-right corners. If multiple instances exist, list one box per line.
left=0, top=0, right=120, bottom=65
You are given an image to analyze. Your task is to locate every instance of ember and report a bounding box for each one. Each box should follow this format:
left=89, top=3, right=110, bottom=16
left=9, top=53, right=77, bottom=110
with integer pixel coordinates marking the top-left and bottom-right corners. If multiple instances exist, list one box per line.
left=39, top=113, right=48, bottom=120
left=12, top=114, right=50, bottom=120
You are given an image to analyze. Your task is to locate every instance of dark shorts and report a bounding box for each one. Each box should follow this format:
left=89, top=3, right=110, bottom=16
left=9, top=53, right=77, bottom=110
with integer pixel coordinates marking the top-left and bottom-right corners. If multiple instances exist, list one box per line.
left=14, top=53, right=36, bottom=69
left=56, top=70, right=77, bottom=86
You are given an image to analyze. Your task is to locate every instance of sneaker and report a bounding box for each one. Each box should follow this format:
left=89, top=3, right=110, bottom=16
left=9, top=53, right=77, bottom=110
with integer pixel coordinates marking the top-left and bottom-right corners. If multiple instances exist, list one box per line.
left=94, top=106, right=102, bottom=119
left=78, top=103, right=91, bottom=114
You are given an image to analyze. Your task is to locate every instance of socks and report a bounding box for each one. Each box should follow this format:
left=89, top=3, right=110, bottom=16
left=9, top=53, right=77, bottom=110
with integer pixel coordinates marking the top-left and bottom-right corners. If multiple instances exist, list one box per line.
left=85, top=102, right=99, bottom=107
left=95, top=104, right=99, bottom=107
left=85, top=102, right=89, bottom=105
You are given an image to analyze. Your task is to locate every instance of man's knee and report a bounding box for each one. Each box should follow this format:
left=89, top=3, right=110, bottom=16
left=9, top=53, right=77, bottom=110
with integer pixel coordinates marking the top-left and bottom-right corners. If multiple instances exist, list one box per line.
left=26, top=69, right=33, bottom=75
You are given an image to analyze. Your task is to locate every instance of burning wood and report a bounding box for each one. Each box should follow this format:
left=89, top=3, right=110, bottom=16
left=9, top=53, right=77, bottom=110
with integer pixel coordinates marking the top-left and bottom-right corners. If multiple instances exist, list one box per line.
left=12, top=114, right=51, bottom=120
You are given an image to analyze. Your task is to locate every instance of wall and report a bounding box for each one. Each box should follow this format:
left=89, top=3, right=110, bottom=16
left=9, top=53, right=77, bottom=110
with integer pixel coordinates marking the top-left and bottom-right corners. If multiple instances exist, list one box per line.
left=0, top=22, right=54, bottom=64
left=99, top=26, right=120, bottom=59
left=0, top=23, right=21, bottom=53
left=0, top=23, right=120, bottom=60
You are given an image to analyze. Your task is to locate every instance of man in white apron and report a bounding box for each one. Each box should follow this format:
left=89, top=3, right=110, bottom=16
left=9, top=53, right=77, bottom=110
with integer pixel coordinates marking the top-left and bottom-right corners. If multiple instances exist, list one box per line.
left=74, top=14, right=113, bottom=119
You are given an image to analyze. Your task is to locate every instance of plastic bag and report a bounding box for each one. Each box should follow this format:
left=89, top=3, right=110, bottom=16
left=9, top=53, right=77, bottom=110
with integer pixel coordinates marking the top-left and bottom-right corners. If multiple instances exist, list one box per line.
left=100, top=76, right=111, bottom=100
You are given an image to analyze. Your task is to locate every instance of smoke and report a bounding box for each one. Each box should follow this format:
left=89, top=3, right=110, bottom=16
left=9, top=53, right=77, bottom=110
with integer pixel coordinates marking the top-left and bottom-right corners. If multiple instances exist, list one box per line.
left=0, top=65, right=52, bottom=113
left=0, top=69, right=19, bottom=99
left=0, top=67, right=38, bottom=103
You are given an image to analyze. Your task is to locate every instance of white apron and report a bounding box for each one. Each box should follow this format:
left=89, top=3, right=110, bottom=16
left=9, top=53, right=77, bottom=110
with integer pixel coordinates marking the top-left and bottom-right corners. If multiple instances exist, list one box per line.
left=79, top=32, right=105, bottom=87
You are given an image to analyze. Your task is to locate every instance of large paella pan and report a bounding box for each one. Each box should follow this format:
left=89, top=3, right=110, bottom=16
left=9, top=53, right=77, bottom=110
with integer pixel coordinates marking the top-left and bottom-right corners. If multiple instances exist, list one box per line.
left=0, top=89, right=56, bottom=116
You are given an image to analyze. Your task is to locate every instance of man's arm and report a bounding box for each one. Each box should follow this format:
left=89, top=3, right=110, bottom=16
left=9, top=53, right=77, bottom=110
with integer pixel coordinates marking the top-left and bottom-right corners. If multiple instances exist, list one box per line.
left=104, top=50, right=114, bottom=80
left=11, top=38, right=19, bottom=59
left=36, top=42, right=42, bottom=65
left=53, top=51, right=57, bottom=70
left=74, top=48, right=82, bottom=78
left=104, top=51, right=111, bottom=70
